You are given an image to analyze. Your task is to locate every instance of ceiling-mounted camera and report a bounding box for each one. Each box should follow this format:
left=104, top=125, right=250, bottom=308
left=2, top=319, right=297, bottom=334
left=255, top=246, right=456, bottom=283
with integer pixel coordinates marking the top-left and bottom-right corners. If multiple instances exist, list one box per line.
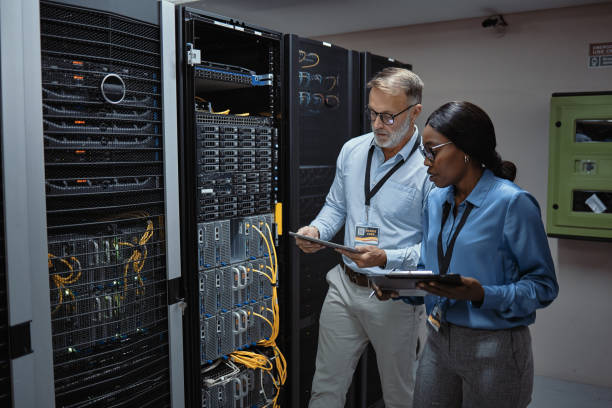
left=482, top=14, right=508, bottom=36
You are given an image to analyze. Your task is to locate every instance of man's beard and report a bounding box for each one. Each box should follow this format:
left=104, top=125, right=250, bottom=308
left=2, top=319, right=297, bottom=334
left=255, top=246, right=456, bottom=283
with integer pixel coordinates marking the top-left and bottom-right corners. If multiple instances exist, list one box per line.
left=373, top=117, right=412, bottom=148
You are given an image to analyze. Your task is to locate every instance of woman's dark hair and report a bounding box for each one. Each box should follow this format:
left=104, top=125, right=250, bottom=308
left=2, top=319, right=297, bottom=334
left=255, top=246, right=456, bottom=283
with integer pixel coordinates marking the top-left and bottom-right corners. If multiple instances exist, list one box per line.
left=425, top=101, right=516, bottom=181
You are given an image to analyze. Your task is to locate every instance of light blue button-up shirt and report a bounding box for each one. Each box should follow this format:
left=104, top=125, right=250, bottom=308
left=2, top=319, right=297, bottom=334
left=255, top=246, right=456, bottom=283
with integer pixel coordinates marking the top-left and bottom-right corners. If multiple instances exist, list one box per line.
left=310, top=129, right=434, bottom=275
left=417, top=169, right=559, bottom=329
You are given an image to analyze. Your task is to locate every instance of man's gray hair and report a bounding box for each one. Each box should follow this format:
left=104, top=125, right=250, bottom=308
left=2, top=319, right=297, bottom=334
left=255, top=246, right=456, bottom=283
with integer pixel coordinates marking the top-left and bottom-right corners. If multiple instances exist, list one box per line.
left=367, top=67, right=423, bottom=104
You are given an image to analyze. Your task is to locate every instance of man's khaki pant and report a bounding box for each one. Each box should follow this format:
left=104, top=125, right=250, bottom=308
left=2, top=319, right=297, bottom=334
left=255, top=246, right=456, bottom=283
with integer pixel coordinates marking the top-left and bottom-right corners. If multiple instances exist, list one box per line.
left=308, top=264, right=426, bottom=408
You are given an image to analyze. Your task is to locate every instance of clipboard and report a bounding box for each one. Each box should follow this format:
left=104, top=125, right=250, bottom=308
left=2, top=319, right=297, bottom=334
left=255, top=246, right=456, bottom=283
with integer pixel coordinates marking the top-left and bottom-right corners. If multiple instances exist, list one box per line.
left=367, top=271, right=463, bottom=296
left=289, top=231, right=360, bottom=254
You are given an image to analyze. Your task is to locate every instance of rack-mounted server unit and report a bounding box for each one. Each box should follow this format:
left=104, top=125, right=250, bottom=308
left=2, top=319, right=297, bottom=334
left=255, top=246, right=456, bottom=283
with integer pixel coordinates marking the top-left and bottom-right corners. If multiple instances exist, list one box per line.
left=177, top=7, right=284, bottom=408
left=285, top=34, right=360, bottom=408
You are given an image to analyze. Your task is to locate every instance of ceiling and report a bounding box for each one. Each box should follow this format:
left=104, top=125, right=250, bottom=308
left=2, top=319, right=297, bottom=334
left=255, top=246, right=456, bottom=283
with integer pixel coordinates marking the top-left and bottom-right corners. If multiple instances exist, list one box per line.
left=179, top=0, right=608, bottom=37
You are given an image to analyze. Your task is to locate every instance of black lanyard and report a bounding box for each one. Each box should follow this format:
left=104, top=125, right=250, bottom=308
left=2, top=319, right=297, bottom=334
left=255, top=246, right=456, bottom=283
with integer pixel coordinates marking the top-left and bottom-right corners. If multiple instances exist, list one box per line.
left=437, top=201, right=474, bottom=275
left=364, top=135, right=420, bottom=207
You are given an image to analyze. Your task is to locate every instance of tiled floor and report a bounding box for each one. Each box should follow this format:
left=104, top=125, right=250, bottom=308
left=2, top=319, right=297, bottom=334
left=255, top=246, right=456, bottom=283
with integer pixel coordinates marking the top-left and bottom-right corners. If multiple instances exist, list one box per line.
left=529, top=376, right=612, bottom=408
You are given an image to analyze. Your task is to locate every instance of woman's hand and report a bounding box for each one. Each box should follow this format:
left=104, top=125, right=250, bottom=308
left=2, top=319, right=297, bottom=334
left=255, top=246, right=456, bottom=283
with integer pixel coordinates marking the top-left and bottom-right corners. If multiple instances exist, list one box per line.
left=335, top=245, right=387, bottom=268
left=371, top=282, right=399, bottom=301
left=417, top=276, right=484, bottom=303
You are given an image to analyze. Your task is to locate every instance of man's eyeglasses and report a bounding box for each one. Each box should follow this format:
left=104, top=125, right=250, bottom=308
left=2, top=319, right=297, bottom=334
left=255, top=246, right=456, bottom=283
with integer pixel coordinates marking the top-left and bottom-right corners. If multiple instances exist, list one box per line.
left=366, top=103, right=416, bottom=125
left=419, top=141, right=453, bottom=161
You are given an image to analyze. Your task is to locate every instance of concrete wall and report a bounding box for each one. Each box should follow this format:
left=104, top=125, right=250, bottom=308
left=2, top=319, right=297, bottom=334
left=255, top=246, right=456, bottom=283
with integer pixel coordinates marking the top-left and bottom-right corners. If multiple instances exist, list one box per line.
left=318, top=3, right=612, bottom=388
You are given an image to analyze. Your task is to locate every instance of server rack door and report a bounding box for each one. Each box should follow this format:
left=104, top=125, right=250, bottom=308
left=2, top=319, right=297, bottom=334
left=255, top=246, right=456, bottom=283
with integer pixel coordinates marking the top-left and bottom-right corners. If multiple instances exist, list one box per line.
left=39, top=0, right=176, bottom=405
left=178, top=7, right=285, bottom=408
left=359, top=52, right=413, bottom=135
left=160, top=2, right=185, bottom=407
left=285, top=34, right=360, bottom=408
left=1, top=0, right=55, bottom=406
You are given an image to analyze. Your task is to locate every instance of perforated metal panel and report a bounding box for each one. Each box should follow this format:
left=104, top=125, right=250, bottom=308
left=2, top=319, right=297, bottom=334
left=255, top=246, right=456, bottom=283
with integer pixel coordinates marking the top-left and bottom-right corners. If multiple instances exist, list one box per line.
left=40, top=1, right=170, bottom=406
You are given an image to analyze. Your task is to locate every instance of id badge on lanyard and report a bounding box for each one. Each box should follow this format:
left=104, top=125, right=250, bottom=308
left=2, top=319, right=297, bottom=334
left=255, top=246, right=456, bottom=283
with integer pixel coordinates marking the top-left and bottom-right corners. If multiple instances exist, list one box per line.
left=355, top=218, right=380, bottom=247
left=361, top=143, right=414, bottom=248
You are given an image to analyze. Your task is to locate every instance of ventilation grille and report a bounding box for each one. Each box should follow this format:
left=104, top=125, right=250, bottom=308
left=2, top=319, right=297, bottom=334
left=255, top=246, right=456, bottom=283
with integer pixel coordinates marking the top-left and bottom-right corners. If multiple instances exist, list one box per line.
left=40, top=2, right=169, bottom=406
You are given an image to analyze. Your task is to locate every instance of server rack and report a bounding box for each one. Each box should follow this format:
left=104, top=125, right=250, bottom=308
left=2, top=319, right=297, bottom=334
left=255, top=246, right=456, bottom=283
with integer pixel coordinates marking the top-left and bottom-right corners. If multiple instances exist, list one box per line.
left=285, top=34, right=360, bottom=407
left=1, top=0, right=184, bottom=406
left=356, top=51, right=413, bottom=408
left=177, top=7, right=285, bottom=407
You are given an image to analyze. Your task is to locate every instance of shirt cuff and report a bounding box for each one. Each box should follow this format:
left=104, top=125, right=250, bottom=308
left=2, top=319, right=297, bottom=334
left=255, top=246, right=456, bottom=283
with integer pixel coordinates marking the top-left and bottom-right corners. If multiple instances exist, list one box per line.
left=478, top=285, right=505, bottom=310
left=309, top=220, right=330, bottom=241
left=384, top=248, right=404, bottom=270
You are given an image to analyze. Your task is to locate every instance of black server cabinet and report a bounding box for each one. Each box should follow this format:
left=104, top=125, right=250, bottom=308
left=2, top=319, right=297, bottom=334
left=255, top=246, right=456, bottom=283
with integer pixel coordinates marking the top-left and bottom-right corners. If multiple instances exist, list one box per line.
left=356, top=51, right=412, bottom=408
left=177, top=8, right=285, bottom=408
left=360, top=52, right=413, bottom=135
left=285, top=34, right=360, bottom=408
left=39, top=1, right=177, bottom=406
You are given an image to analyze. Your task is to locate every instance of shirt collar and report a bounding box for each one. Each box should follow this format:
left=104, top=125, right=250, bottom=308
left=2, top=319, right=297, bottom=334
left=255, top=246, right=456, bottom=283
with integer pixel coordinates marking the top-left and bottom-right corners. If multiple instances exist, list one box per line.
left=444, top=168, right=496, bottom=208
left=369, top=125, right=420, bottom=162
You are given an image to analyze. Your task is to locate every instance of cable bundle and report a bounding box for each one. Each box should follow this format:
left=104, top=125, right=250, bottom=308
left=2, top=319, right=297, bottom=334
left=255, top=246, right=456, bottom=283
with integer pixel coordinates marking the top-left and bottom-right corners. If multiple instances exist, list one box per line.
left=117, top=219, right=154, bottom=297
left=230, top=222, right=287, bottom=407
left=48, top=254, right=82, bottom=314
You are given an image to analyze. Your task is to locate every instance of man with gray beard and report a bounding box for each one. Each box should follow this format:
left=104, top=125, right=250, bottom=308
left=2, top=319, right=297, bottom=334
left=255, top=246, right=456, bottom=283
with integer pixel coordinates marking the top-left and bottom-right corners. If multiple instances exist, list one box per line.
left=294, top=68, right=434, bottom=408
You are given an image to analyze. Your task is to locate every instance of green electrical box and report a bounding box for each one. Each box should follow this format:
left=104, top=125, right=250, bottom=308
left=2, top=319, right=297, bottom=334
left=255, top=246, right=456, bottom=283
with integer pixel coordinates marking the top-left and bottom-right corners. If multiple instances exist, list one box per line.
left=547, top=92, right=612, bottom=241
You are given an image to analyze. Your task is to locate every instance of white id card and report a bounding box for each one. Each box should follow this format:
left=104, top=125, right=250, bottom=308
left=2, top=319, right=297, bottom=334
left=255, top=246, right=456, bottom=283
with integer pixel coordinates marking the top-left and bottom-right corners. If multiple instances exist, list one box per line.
left=354, top=225, right=380, bottom=247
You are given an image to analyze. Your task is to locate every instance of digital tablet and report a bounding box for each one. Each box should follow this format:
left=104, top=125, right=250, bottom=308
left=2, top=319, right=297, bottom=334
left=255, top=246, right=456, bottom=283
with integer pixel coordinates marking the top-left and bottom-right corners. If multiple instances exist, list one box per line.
left=289, top=231, right=360, bottom=254
left=368, top=272, right=463, bottom=296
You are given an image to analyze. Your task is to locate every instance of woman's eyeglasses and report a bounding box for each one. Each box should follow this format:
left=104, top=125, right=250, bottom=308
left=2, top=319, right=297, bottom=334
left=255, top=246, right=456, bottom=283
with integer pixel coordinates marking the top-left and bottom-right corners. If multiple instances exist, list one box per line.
left=419, top=141, right=453, bottom=161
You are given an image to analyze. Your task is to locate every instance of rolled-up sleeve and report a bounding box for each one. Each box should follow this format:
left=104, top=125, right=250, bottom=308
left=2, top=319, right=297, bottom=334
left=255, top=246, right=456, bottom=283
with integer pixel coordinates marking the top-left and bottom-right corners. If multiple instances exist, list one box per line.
left=310, top=146, right=348, bottom=241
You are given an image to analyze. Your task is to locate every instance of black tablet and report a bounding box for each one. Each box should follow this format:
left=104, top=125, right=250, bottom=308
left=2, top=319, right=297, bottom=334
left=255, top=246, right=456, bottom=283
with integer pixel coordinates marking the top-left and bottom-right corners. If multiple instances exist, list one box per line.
left=289, top=231, right=360, bottom=253
left=368, top=272, right=463, bottom=296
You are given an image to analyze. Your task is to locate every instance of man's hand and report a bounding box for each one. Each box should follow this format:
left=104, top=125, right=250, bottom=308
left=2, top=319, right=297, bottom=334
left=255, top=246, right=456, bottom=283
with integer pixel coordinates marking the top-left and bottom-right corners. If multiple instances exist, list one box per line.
left=336, top=245, right=387, bottom=269
left=416, top=277, right=484, bottom=303
left=294, top=225, right=324, bottom=253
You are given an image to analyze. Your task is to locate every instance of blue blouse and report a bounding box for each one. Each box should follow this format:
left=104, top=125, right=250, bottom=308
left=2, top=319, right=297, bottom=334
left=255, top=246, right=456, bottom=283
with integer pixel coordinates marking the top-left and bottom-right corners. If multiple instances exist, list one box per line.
left=417, top=169, right=559, bottom=330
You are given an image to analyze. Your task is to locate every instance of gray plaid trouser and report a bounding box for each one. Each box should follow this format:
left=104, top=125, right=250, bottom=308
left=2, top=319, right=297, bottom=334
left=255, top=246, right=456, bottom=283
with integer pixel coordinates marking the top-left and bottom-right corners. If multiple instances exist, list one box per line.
left=414, top=322, right=534, bottom=408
